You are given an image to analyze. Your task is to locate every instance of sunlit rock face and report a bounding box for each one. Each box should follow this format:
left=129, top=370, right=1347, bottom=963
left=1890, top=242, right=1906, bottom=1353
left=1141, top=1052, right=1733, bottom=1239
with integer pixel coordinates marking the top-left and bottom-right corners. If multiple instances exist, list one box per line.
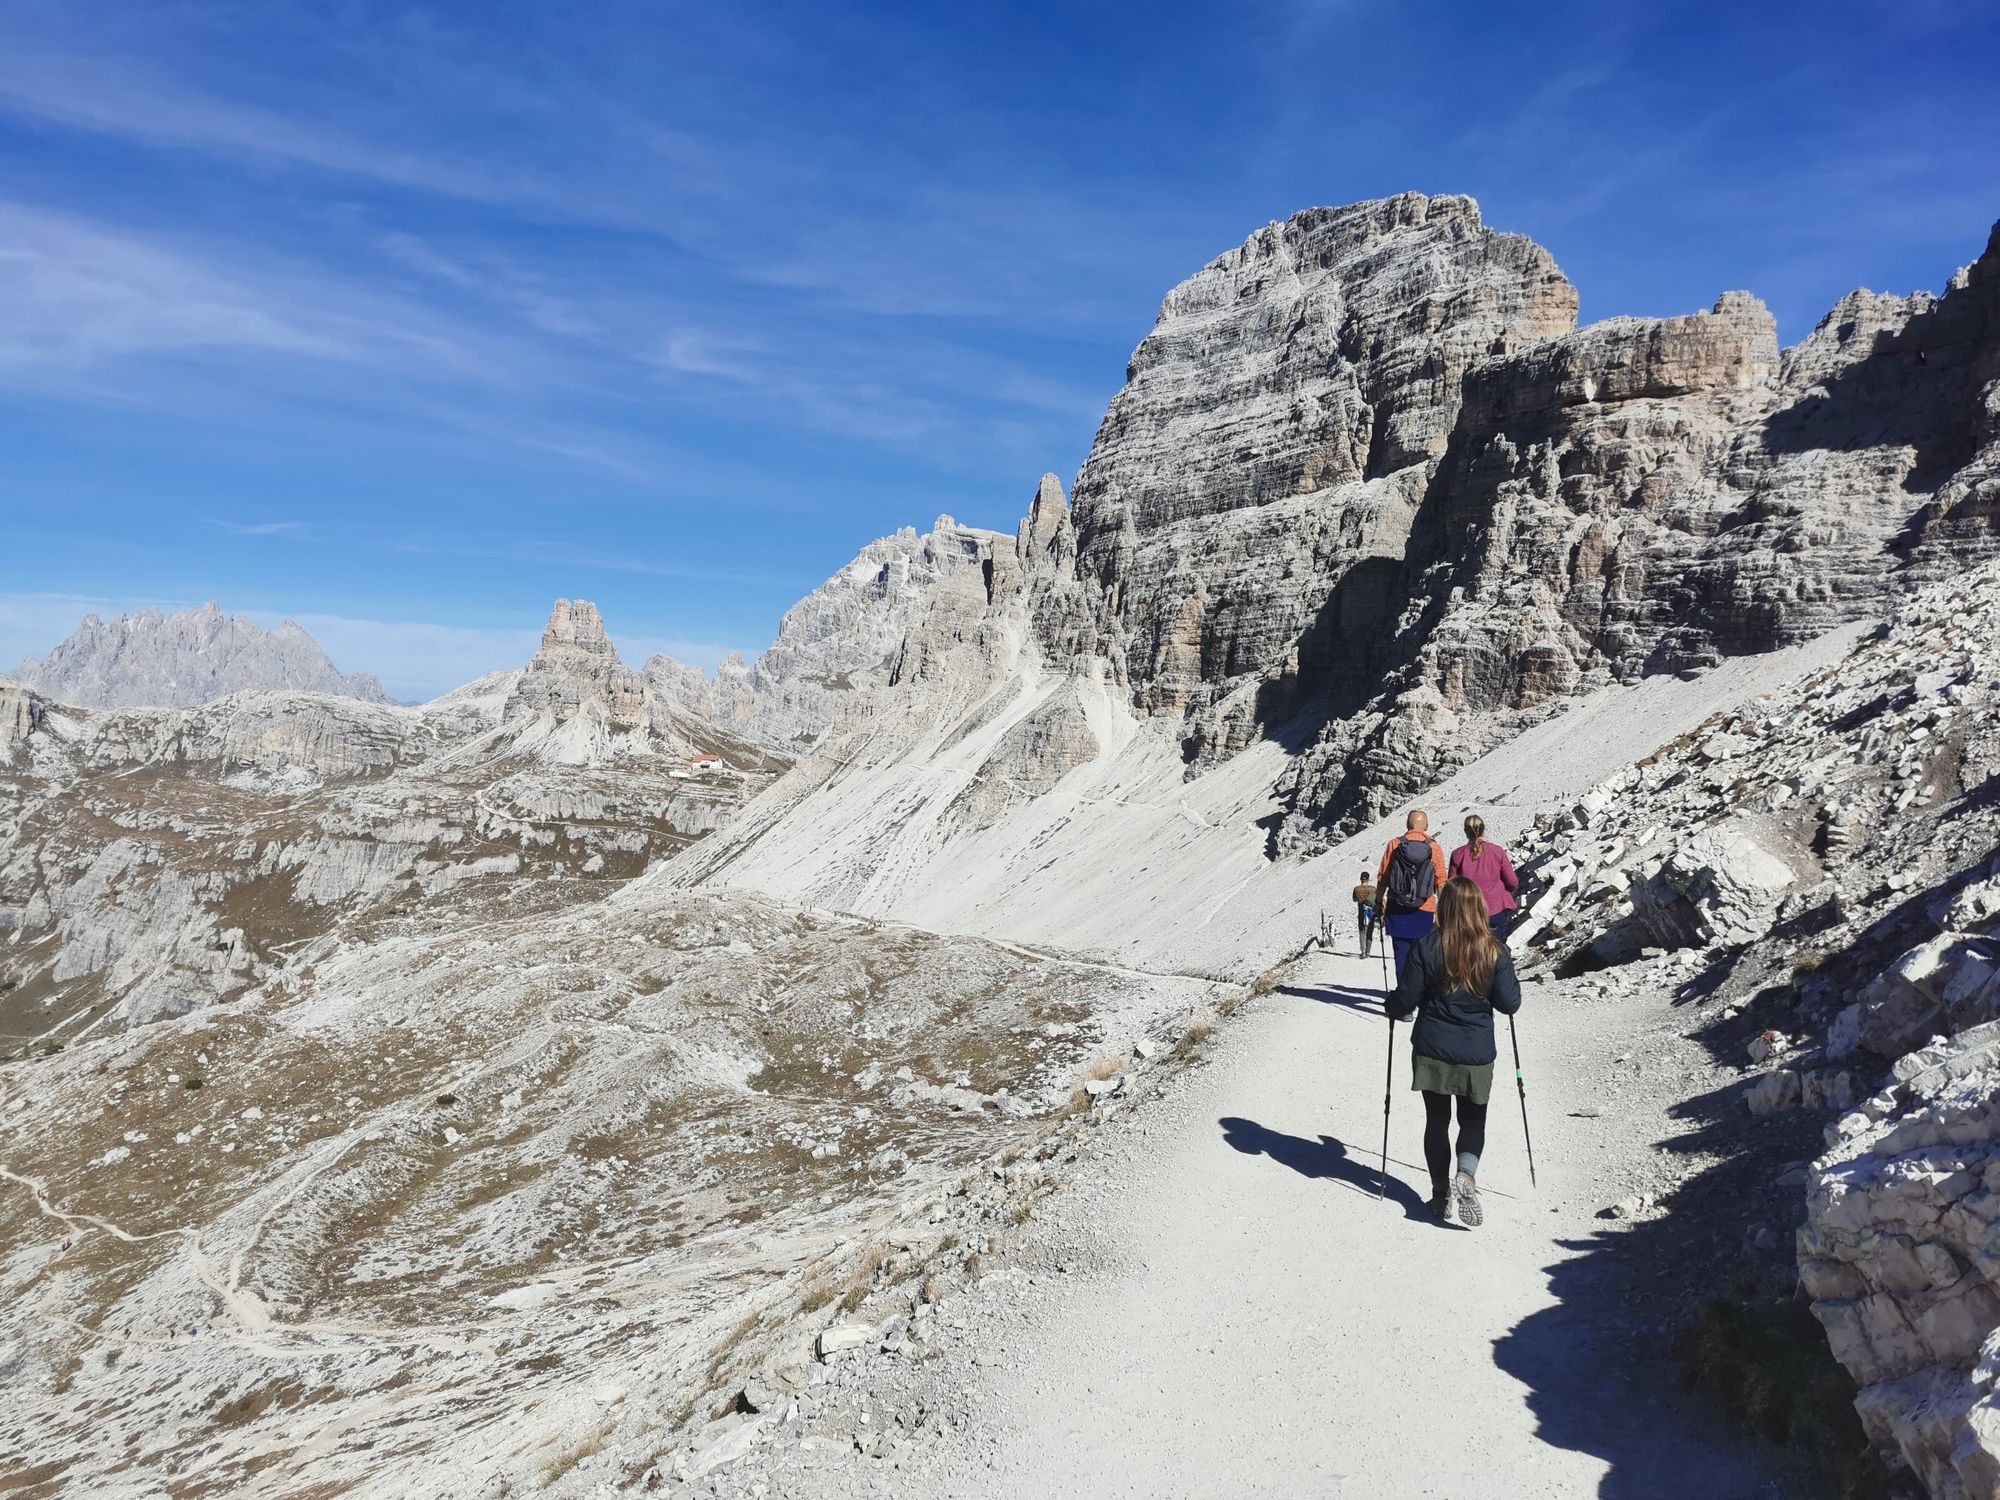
left=677, top=203, right=2000, bottom=869
left=1045, top=192, right=1580, bottom=763
left=1271, top=215, right=2000, bottom=847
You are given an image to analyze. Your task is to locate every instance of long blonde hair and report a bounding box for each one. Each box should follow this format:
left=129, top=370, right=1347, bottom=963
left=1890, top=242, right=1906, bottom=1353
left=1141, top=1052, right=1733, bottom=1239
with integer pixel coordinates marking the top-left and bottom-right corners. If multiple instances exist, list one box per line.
left=1438, top=877, right=1500, bottom=996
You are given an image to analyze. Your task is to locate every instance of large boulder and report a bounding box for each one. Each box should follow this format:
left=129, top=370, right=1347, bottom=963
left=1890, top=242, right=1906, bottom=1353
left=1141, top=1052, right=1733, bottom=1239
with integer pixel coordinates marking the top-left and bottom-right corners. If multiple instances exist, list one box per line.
left=1627, top=817, right=1807, bottom=949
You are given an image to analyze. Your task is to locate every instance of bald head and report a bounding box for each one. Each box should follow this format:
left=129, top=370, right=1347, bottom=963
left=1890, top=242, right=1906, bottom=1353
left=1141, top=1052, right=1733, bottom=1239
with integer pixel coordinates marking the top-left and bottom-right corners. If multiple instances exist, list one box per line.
left=1406, top=809, right=1429, bottom=832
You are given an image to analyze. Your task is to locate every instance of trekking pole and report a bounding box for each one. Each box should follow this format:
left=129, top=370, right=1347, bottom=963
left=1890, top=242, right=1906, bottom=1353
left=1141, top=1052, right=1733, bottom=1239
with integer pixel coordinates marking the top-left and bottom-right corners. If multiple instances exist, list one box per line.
left=1377, top=941, right=1395, bottom=1198
left=1507, top=1013, right=1538, bottom=1189
left=1378, top=1015, right=1395, bottom=1199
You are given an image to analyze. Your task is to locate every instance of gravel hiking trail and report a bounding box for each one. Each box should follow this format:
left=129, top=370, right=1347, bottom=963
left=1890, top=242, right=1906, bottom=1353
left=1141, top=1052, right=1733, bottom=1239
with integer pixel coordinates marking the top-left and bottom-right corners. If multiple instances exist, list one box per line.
left=937, top=946, right=1786, bottom=1499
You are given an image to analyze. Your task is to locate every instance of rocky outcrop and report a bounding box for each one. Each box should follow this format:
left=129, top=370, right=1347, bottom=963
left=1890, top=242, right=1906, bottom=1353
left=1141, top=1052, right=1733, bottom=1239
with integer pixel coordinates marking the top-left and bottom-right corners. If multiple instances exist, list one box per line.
left=728, top=521, right=1013, bottom=750
left=504, top=598, right=647, bottom=731
left=644, top=651, right=722, bottom=722
left=1625, top=815, right=1816, bottom=951
left=1855, top=921, right=2000, bottom=1062
left=1803, top=1020, right=2000, bottom=1500
left=11, top=602, right=390, bottom=708
left=947, top=681, right=1100, bottom=830
left=0, top=678, right=44, bottom=761
left=1492, top=555, right=2000, bottom=1493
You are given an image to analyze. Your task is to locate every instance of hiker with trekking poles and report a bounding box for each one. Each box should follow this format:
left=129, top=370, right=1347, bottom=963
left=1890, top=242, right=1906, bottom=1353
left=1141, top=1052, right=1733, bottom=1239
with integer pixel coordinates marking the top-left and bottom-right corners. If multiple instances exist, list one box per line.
left=1376, top=810, right=1449, bottom=981
left=1383, top=876, right=1526, bottom=1225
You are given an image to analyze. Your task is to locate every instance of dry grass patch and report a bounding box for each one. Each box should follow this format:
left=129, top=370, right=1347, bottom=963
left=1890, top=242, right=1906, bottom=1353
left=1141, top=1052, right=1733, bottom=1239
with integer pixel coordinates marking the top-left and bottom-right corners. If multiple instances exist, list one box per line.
left=537, top=1416, right=615, bottom=1487
left=835, top=1243, right=894, bottom=1314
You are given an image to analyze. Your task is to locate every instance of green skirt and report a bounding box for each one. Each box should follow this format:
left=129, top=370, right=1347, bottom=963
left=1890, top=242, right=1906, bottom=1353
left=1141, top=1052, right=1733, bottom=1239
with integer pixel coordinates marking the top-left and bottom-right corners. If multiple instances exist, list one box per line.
left=1411, top=1054, right=1495, bottom=1105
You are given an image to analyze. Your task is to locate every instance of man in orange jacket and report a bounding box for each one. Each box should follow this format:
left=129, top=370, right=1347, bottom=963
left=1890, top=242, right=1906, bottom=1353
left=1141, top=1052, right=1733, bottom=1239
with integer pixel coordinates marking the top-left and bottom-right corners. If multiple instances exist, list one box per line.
left=1378, top=809, right=1449, bottom=982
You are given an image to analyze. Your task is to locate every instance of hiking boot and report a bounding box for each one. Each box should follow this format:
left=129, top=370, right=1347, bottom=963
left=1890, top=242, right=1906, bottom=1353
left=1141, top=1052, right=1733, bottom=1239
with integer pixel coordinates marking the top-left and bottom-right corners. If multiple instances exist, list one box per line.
left=1428, top=1189, right=1453, bottom=1222
left=1452, top=1170, right=1483, bottom=1227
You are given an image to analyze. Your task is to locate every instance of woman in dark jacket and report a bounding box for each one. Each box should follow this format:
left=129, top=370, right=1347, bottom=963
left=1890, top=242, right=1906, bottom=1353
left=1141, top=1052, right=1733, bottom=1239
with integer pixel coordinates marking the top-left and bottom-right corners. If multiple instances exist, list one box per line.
left=1387, top=876, right=1522, bottom=1225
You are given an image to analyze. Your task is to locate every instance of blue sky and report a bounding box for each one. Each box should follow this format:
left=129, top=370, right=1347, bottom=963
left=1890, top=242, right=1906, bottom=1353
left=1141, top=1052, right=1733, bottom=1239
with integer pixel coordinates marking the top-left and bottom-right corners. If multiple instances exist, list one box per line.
left=1, top=0, right=1994, bottom=700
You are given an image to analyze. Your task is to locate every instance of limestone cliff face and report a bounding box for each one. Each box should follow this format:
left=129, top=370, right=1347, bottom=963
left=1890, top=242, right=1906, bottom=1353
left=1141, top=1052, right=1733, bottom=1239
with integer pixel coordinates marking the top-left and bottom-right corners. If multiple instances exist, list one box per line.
left=667, top=518, right=1016, bottom=754
left=1046, top=193, right=1579, bottom=761
left=12, top=602, right=391, bottom=708
left=1270, top=217, right=2000, bottom=847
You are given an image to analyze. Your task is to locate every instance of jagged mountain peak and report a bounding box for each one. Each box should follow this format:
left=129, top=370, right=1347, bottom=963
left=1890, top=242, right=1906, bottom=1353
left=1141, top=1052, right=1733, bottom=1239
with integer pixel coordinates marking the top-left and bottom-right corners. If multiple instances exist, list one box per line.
left=10, top=601, right=391, bottom=709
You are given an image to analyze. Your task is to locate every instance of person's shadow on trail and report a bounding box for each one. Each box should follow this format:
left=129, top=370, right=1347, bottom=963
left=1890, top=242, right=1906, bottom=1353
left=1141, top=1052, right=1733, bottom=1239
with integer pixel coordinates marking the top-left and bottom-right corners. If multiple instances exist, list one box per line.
left=1218, top=1117, right=1459, bottom=1227
left=1276, top=982, right=1389, bottom=1018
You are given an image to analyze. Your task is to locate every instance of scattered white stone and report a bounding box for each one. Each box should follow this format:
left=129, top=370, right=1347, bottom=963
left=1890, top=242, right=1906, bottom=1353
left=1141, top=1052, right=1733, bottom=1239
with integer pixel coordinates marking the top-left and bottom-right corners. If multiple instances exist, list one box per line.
left=816, top=1324, right=872, bottom=1360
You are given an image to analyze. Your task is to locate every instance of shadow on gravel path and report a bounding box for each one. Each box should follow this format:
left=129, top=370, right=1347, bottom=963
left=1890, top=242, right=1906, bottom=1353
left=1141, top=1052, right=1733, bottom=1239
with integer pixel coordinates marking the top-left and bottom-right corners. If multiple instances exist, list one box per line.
left=1218, top=1117, right=1459, bottom=1226
left=1277, top=981, right=1390, bottom=1018
left=1491, top=1075, right=1816, bottom=1499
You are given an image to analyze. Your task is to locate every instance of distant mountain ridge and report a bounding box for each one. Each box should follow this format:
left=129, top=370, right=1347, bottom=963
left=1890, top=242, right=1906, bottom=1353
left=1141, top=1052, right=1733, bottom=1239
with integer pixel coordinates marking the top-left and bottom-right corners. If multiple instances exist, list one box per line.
left=9, top=600, right=391, bottom=708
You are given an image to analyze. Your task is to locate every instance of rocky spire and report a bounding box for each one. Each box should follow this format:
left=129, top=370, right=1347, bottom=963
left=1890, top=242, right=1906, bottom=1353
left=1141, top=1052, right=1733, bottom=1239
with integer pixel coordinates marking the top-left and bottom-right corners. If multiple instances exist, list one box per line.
left=1017, top=472, right=1072, bottom=566
left=503, top=598, right=646, bottom=729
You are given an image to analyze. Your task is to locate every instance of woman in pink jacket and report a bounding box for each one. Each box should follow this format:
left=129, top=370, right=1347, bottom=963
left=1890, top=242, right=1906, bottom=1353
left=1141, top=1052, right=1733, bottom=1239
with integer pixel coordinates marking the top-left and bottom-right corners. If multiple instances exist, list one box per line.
left=1448, top=815, right=1520, bottom=938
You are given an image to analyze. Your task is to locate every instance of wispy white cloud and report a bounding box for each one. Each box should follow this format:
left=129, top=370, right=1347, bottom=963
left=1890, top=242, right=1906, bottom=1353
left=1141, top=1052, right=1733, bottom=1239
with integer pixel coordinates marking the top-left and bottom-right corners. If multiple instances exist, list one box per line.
left=0, top=201, right=344, bottom=369
left=654, top=330, right=760, bottom=382
left=0, top=198, right=525, bottom=382
left=205, top=518, right=314, bottom=538
left=0, top=45, right=516, bottom=206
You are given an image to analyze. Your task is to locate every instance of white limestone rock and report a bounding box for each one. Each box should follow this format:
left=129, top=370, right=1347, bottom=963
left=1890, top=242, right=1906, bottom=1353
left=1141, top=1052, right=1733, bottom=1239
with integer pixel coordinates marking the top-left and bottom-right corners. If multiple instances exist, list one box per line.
left=1803, top=1019, right=2000, bottom=1497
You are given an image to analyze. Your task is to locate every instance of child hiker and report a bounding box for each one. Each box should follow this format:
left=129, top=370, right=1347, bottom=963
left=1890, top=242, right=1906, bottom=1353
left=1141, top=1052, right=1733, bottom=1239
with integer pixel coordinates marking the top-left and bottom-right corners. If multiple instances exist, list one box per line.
left=1387, top=876, right=1522, bottom=1225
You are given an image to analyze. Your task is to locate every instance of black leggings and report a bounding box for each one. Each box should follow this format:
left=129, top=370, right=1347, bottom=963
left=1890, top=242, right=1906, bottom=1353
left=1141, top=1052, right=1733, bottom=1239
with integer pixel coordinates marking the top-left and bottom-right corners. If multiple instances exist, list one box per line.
left=1421, top=1091, right=1488, bottom=1193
